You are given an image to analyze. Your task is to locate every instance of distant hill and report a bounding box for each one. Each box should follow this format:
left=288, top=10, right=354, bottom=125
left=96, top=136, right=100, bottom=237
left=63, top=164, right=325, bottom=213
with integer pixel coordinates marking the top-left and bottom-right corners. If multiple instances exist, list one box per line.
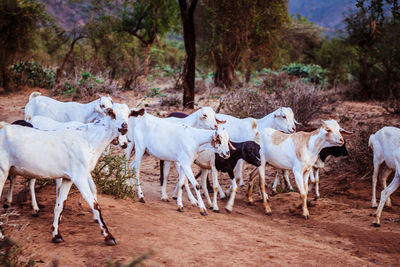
left=289, top=0, right=356, bottom=30
left=39, top=0, right=356, bottom=31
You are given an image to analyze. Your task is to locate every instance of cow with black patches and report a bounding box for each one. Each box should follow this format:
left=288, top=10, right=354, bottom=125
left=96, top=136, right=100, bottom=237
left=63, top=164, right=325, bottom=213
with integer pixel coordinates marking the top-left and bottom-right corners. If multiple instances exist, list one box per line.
left=247, top=120, right=352, bottom=218
left=193, top=139, right=261, bottom=213
left=272, top=141, right=349, bottom=198
left=125, top=108, right=231, bottom=215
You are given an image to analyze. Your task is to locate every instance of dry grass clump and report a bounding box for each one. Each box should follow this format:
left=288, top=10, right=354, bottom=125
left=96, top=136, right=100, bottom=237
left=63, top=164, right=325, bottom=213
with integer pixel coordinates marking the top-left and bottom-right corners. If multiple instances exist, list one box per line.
left=339, top=120, right=386, bottom=175
left=220, top=88, right=270, bottom=119
left=92, top=154, right=136, bottom=200
left=160, top=94, right=181, bottom=107
left=383, top=99, right=400, bottom=115
left=220, top=72, right=324, bottom=124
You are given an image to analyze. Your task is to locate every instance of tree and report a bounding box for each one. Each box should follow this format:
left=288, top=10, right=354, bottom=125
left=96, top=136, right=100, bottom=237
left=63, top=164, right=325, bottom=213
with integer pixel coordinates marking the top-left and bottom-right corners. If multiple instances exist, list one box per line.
left=196, top=1, right=289, bottom=88
left=0, top=0, right=48, bottom=91
left=178, top=0, right=197, bottom=108
left=119, top=0, right=180, bottom=76
left=344, top=0, right=400, bottom=99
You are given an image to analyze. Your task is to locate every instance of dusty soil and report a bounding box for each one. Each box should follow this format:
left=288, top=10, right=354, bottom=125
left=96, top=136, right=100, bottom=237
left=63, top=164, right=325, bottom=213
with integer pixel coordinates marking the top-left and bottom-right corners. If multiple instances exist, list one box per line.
left=0, top=88, right=400, bottom=266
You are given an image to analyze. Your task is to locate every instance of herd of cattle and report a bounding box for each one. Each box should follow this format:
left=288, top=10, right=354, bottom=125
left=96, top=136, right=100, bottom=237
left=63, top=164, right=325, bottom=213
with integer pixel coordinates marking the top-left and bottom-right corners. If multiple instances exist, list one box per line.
left=0, top=92, right=398, bottom=245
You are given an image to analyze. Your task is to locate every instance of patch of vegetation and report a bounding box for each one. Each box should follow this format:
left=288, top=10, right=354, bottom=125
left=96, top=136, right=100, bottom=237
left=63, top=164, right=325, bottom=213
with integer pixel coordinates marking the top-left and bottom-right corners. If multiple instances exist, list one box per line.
left=107, top=249, right=153, bottom=267
left=221, top=72, right=324, bottom=125
left=92, top=154, right=136, bottom=200
left=281, top=63, right=326, bottom=88
left=11, top=61, right=55, bottom=89
left=160, top=94, right=181, bottom=107
left=0, top=236, right=34, bottom=267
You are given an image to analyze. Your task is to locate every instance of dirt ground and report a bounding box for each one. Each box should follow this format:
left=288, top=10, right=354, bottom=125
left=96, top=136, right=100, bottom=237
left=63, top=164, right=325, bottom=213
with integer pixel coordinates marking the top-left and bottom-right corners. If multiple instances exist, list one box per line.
left=0, top=88, right=400, bottom=266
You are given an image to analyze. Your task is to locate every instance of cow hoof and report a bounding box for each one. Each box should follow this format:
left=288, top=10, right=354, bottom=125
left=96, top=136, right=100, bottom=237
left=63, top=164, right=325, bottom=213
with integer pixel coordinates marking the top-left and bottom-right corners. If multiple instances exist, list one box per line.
left=161, top=198, right=169, bottom=202
left=191, top=203, right=198, bottom=207
left=271, top=191, right=277, bottom=196
left=200, top=209, right=207, bottom=216
left=220, top=196, right=227, bottom=201
left=303, top=215, right=309, bottom=220
left=32, top=210, right=40, bottom=217
left=290, top=188, right=295, bottom=192
left=52, top=235, right=64, bottom=243
left=208, top=206, right=213, bottom=210
left=247, top=201, right=254, bottom=206
left=93, top=219, right=99, bottom=223
left=139, top=197, right=145, bottom=203
left=265, top=211, right=272, bottom=216
left=3, top=203, right=9, bottom=210
left=225, top=207, right=232, bottom=213
left=213, top=209, right=220, bottom=213
left=373, top=222, right=380, bottom=227
left=177, top=207, right=184, bottom=212
left=105, top=235, right=117, bottom=246
left=314, top=195, right=320, bottom=200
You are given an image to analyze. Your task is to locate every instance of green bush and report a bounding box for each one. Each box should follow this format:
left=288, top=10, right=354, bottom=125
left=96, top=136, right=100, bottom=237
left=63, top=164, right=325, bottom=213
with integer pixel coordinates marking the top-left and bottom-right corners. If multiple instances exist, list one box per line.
left=53, top=70, right=110, bottom=99
left=92, top=154, right=136, bottom=200
left=281, top=63, right=326, bottom=88
left=11, top=61, right=55, bottom=89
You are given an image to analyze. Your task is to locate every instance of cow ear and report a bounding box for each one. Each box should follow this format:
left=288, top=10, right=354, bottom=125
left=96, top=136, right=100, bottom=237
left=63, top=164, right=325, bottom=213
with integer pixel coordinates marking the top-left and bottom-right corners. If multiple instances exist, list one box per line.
left=106, top=108, right=116, bottom=119
left=340, top=128, right=353, bottom=135
left=216, top=117, right=226, bottom=124
left=129, top=108, right=145, bottom=117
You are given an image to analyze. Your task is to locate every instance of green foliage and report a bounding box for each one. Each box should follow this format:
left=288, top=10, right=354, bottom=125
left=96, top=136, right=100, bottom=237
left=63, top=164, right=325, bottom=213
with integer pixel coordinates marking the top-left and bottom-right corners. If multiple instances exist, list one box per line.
left=196, top=0, right=290, bottom=87
left=11, top=61, right=55, bottom=88
left=92, top=154, right=136, bottom=200
left=278, top=15, right=324, bottom=66
left=344, top=0, right=400, bottom=99
left=314, top=37, right=356, bottom=86
left=120, top=0, right=181, bottom=41
left=78, top=70, right=104, bottom=88
left=281, top=63, right=326, bottom=88
left=54, top=70, right=109, bottom=98
left=0, top=0, right=50, bottom=91
left=148, top=87, right=165, bottom=97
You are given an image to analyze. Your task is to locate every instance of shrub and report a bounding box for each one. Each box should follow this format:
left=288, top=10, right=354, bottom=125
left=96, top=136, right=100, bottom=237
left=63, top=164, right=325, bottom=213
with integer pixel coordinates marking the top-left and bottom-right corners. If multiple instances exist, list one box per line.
left=92, top=154, right=136, bottom=200
left=262, top=72, right=324, bottom=125
left=52, top=70, right=111, bottom=99
left=281, top=63, right=326, bottom=88
left=221, top=72, right=324, bottom=125
left=344, top=124, right=378, bottom=174
left=160, top=94, right=181, bottom=107
left=11, top=61, right=55, bottom=89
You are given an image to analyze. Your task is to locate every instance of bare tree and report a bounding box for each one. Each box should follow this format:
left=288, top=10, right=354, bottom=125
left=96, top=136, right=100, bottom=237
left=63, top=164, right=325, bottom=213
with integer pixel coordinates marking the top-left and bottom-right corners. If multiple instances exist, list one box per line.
left=179, top=0, right=197, bottom=108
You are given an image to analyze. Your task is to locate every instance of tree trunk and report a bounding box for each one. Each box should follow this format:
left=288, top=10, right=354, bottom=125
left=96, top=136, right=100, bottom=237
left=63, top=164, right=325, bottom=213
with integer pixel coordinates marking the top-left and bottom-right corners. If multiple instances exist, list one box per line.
left=179, top=0, right=197, bottom=109
left=245, top=68, right=251, bottom=83
left=55, top=35, right=84, bottom=84
left=214, top=57, right=234, bottom=89
left=1, top=68, right=10, bottom=92
left=143, top=43, right=151, bottom=77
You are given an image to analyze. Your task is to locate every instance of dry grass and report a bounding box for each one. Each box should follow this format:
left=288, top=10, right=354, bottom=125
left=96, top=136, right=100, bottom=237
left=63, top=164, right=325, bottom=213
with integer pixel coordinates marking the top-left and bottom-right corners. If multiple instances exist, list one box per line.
left=220, top=72, right=324, bottom=124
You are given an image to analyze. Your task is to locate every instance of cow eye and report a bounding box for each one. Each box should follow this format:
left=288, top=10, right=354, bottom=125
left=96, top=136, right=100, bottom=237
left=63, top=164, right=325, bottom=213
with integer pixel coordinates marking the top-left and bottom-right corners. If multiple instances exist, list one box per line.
left=100, top=104, right=105, bottom=108
left=203, top=114, right=207, bottom=118
left=282, top=115, right=286, bottom=119
left=326, top=128, right=331, bottom=133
